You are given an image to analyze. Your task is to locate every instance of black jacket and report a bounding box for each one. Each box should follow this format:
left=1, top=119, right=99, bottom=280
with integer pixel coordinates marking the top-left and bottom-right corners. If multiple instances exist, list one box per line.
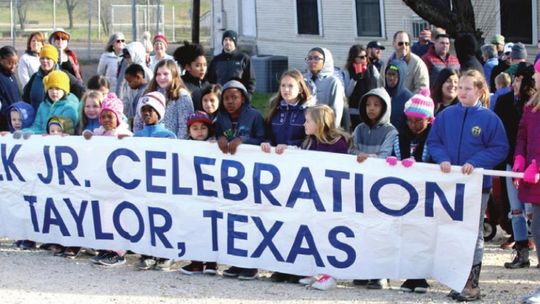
left=208, top=50, right=255, bottom=96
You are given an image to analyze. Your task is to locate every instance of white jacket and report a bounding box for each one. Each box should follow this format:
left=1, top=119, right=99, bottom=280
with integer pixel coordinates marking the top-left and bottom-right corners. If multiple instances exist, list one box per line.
left=97, top=51, right=121, bottom=93
left=17, top=52, right=40, bottom=89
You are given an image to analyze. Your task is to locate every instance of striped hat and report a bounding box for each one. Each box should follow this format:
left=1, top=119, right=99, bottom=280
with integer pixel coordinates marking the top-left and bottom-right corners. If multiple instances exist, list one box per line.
left=404, top=87, right=434, bottom=119
left=139, top=91, right=166, bottom=121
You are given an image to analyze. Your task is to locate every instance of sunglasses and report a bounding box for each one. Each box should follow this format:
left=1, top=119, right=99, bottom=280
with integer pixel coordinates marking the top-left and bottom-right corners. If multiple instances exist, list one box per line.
left=356, top=55, right=367, bottom=59
left=116, top=39, right=125, bottom=43
left=397, top=41, right=410, bottom=46
left=305, top=56, right=324, bottom=62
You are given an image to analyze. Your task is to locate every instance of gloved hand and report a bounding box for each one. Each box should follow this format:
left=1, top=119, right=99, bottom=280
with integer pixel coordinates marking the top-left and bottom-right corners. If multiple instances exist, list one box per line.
left=401, top=158, right=416, bottom=168
left=386, top=156, right=398, bottom=166
left=513, top=155, right=526, bottom=172
left=523, top=160, right=539, bottom=184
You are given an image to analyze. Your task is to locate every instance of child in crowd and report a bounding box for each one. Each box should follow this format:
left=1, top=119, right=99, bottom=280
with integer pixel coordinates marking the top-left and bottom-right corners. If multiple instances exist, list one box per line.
left=47, top=115, right=75, bottom=136
left=174, top=41, right=209, bottom=110
left=261, top=69, right=312, bottom=156
left=216, top=80, right=264, bottom=280
left=180, top=111, right=217, bottom=275
left=427, top=69, right=508, bottom=301
left=384, top=59, right=413, bottom=130
left=349, top=87, right=397, bottom=290
left=0, top=46, right=20, bottom=131
left=215, top=80, right=265, bottom=156
left=8, top=102, right=35, bottom=132
left=133, top=91, right=176, bottom=271
left=514, top=60, right=540, bottom=304
left=389, top=87, right=434, bottom=293
left=133, top=91, right=176, bottom=139
left=87, top=75, right=110, bottom=96
left=25, top=70, right=79, bottom=134
left=134, top=59, right=193, bottom=138
left=78, top=90, right=103, bottom=134
left=200, top=84, right=221, bottom=121
left=489, top=72, right=511, bottom=111
left=123, top=64, right=148, bottom=128
left=298, top=104, right=350, bottom=291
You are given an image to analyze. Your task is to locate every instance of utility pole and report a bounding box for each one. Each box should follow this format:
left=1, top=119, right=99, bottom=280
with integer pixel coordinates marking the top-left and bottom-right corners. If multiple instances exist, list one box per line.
left=192, top=0, right=200, bottom=43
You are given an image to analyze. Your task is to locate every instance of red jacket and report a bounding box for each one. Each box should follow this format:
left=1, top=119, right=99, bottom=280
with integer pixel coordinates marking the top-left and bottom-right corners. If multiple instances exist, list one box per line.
left=421, top=46, right=460, bottom=85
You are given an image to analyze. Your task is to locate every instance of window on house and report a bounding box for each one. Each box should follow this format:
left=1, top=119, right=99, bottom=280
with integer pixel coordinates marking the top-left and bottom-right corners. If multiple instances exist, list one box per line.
left=355, top=0, right=382, bottom=37
left=500, top=0, right=532, bottom=44
left=297, top=0, right=320, bottom=35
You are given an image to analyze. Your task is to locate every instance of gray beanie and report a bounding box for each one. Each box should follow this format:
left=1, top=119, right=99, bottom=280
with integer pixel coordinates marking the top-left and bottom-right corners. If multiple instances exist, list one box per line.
left=511, top=42, right=527, bottom=60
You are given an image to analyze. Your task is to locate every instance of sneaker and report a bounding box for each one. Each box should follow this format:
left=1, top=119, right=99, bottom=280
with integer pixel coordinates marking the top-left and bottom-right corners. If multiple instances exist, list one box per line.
left=270, top=272, right=289, bottom=283
left=90, top=251, right=109, bottom=264
left=203, top=262, right=218, bottom=275
left=287, top=274, right=304, bottom=284
left=62, top=247, right=80, bottom=259
left=223, top=266, right=243, bottom=278
left=18, top=240, right=36, bottom=250
left=353, top=279, right=369, bottom=286
left=447, top=289, right=460, bottom=298
left=412, top=279, right=430, bottom=293
left=366, top=279, right=386, bottom=290
left=311, top=274, right=337, bottom=291
left=180, top=261, right=204, bottom=275
left=298, top=276, right=317, bottom=285
left=155, top=258, right=175, bottom=272
left=98, top=253, right=126, bottom=267
left=41, top=243, right=63, bottom=253
left=136, top=257, right=157, bottom=270
left=400, top=279, right=416, bottom=292
left=238, top=268, right=258, bottom=280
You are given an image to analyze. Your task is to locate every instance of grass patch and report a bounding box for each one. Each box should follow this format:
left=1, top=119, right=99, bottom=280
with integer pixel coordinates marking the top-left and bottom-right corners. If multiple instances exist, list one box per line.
left=251, top=92, right=273, bottom=116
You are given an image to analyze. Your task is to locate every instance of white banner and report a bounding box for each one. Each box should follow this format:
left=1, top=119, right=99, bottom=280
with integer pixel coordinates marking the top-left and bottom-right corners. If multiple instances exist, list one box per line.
left=0, top=135, right=482, bottom=291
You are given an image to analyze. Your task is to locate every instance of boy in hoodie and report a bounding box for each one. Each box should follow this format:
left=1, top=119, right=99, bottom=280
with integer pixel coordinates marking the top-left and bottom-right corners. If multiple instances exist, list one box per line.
left=25, top=70, right=79, bottom=134
left=116, top=41, right=153, bottom=100
left=8, top=101, right=35, bottom=132
left=303, top=47, right=345, bottom=127
left=215, top=80, right=265, bottom=156
left=385, top=59, right=413, bottom=130
left=134, top=91, right=176, bottom=138
left=351, top=87, right=397, bottom=289
left=123, top=63, right=148, bottom=127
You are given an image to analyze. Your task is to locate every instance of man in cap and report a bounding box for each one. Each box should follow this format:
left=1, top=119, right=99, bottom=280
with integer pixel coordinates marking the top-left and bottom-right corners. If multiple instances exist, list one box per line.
left=367, top=40, right=385, bottom=71
left=208, top=30, right=256, bottom=97
left=505, top=42, right=528, bottom=77
left=491, top=34, right=505, bottom=58
left=490, top=42, right=514, bottom=91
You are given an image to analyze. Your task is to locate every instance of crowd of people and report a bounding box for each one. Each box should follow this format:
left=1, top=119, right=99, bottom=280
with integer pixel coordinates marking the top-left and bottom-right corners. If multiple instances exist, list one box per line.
left=0, top=26, right=539, bottom=303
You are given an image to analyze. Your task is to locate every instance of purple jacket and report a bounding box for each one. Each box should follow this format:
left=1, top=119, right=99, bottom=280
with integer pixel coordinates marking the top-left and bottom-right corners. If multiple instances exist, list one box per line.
left=515, top=103, right=540, bottom=204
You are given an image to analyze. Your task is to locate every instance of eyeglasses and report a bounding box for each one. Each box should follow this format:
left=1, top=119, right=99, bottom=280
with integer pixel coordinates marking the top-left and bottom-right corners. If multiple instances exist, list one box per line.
left=116, top=39, right=125, bottom=43
left=356, top=55, right=367, bottom=60
left=397, top=41, right=410, bottom=46
left=305, top=56, right=324, bottom=62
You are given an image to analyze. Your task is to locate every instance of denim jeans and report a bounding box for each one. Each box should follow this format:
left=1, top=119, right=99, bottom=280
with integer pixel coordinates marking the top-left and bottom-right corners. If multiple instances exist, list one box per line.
left=505, top=164, right=531, bottom=242
left=473, top=193, right=490, bottom=265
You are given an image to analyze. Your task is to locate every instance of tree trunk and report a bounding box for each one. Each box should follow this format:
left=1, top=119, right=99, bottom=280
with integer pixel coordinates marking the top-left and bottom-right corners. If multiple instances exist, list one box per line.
left=16, top=0, right=28, bottom=32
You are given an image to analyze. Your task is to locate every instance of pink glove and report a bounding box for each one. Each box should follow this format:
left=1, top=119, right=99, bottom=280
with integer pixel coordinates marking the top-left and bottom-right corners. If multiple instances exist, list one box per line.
left=386, top=156, right=398, bottom=166
left=401, top=158, right=416, bottom=168
left=523, top=160, right=539, bottom=184
left=513, top=155, right=526, bottom=172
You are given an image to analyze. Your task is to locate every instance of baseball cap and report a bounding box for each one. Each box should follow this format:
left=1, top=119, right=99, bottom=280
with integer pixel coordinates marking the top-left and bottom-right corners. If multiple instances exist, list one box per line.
left=367, top=41, right=385, bottom=50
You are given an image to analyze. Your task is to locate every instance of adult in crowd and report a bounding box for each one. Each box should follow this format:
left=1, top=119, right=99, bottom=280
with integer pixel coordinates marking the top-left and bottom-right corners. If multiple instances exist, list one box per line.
left=97, top=32, right=126, bottom=94
left=454, top=32, right=484, bottom=75
left=140, top=31, right=153, bottom=67
left=207, top=30, right=256, bottom=97
left=174, top=41, right=209, bottom=111
left=343, top=44, right=380, bottom=129
left=0, top=45, right=20, bottom=130
left=490, top=43, right=514, bottom=92
left=23, top=44, right=85, bottom=111
left=411, top=29, right=432, bottom=57
left=367, top=40, right=385, bottom=71
left=481, top=44, right=499, bottom=92
left=421, top=33, right=460, bottom=86
left=380, top=31, right=429, bottom=94
left=491, top=34, right=505, bottom=59
left=431, top=68, right=459, bottom=115
left=494, top=63, right=536, bottom=261
left=17, top=32, right=45, bottom=88
left=505, top=42, right=528, bottom=77
left=303, top=47, right=345, bottom=127
left=49, top=28, right=82, bottom=81
left=149, top=33, right=173, bottom=71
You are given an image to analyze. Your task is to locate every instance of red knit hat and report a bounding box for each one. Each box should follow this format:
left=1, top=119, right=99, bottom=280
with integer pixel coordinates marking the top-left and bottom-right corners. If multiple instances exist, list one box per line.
left=153, top=33, right=168, bottom=45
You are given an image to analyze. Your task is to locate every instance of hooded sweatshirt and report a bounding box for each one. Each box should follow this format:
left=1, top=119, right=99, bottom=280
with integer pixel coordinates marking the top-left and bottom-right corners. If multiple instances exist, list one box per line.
left=117, top=42, right=154, bottom=100
left=304, top=47, right=345, bottom=127
left=350, top=87, right=398, bottom=157
left=385, top=59, right=413, bottom=130
left=25, top=92, right=80, bottom=135
left=214, top=80, right=265, bottom=145
left=8, top=101, right=35, bottom=132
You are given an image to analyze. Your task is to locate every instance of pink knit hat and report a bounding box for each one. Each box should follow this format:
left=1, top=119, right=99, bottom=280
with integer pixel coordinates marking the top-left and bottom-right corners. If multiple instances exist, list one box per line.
left=99, top=92, right=124, bottom=127
left=534, top=60, right=540, bottom=74
left=404, top=87, right=434, bottom=119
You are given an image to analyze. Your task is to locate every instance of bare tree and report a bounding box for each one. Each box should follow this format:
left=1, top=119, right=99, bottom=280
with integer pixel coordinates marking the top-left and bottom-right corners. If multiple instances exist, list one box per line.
left=402, top=0, right=482, bottom=40
left=65, top=0, right=80, bottom=29
left=16, top=0, right=30, bottom=31
left=99, top=0, right=112, bottom=36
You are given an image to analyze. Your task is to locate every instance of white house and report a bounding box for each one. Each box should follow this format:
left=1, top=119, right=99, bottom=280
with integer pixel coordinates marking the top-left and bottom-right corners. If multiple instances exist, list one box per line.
left=210, top=0, right=539, bottom=71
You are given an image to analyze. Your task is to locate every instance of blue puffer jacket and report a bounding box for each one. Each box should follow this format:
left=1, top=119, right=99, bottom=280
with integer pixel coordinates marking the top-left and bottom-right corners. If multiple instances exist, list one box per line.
left=427, top=101, right=508, bottom=189
left=25, top=93, right=80, bottom=134
left=134, top=123, right=177, bottom=139
left=267, top=100, right=307, bottom=147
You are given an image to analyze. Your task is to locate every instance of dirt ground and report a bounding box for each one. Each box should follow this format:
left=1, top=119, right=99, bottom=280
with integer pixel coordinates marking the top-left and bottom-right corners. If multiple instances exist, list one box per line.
left=0, top=231, right=538, bottom=304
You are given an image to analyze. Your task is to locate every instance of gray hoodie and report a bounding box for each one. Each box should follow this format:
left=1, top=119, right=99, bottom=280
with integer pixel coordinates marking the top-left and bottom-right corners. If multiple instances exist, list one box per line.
left=304, top=47, right=345, bottom=127
left=350, top=87, right=398, bottom=157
